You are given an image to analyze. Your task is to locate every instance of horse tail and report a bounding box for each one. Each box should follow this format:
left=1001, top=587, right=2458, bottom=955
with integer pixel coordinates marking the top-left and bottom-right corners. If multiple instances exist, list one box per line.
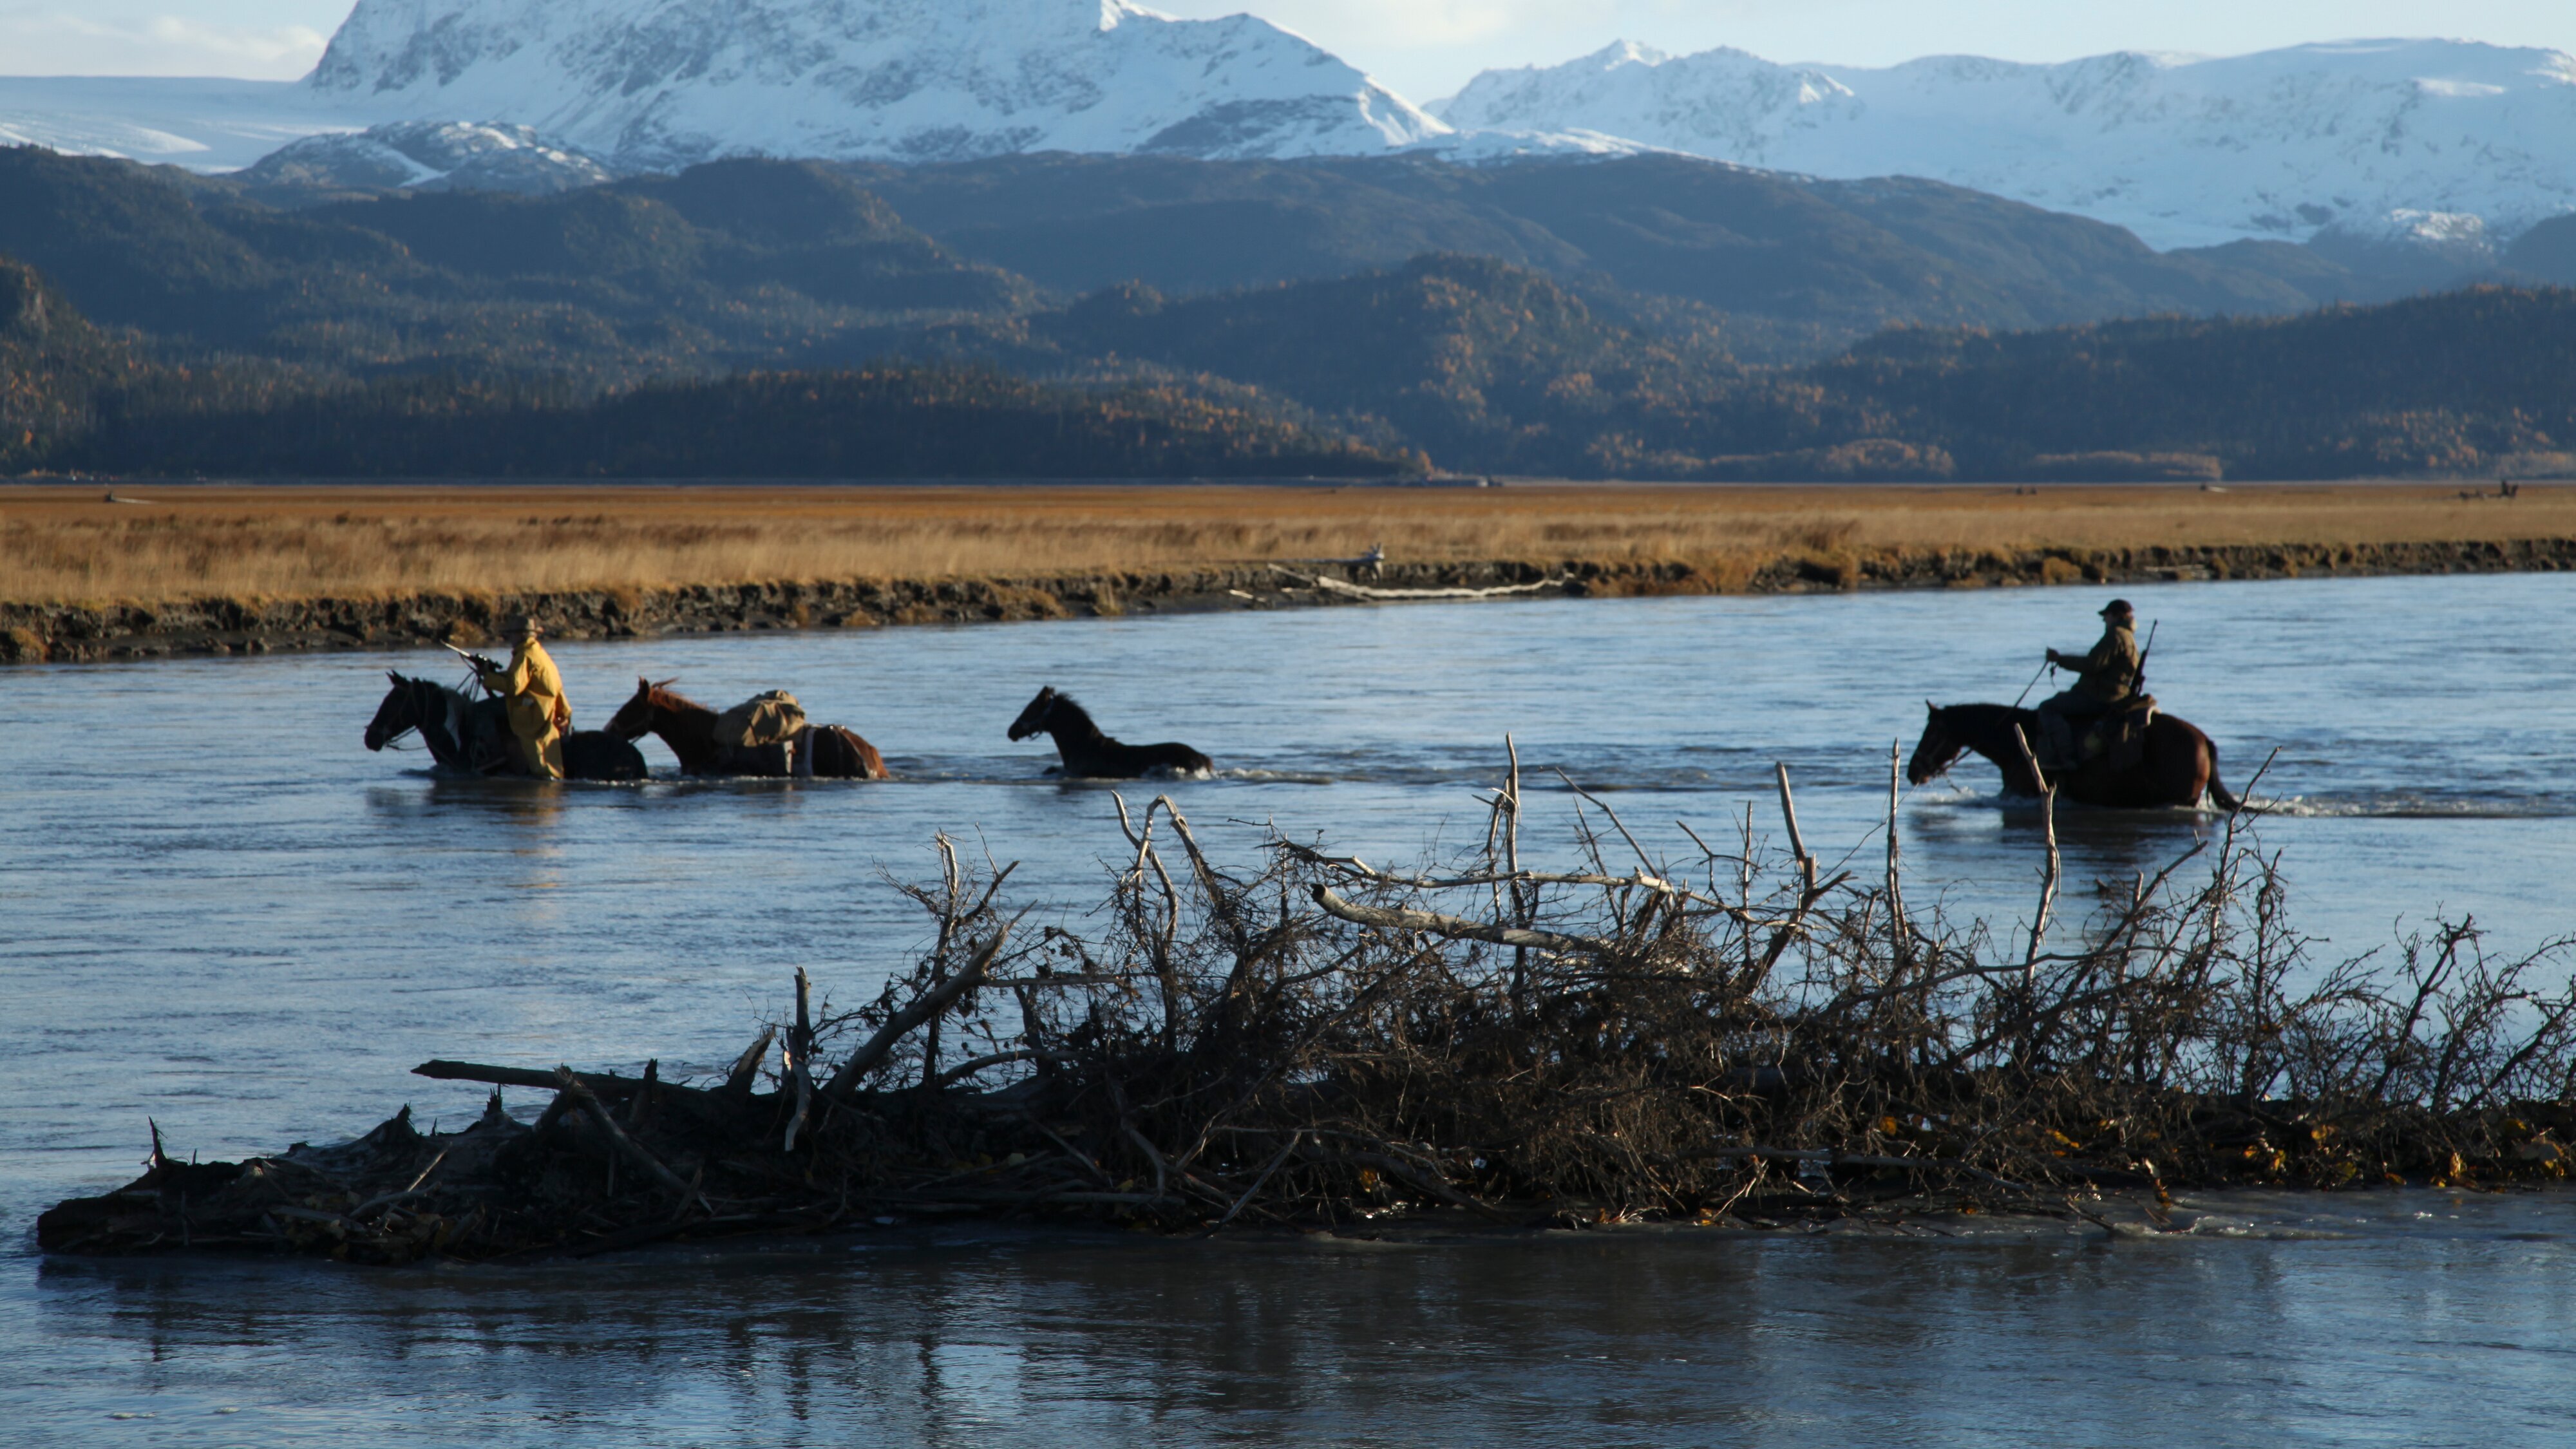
left=2203, top=741, right=2242, bottom=814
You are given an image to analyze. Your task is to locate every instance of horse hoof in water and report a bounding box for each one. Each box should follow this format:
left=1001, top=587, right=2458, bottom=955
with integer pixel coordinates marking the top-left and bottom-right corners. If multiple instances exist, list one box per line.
left=1008, top=686, right=1213, bottom=780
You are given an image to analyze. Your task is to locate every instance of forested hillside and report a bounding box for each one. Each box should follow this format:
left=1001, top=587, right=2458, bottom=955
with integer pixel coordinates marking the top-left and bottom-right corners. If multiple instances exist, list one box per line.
left=0, top=144, right=2435, bottom=383
left=70, top=368, right=1414, bottom=478
left=1812, top=288, right=2576, bottom=478
left=1023, top=256, right=1727, bottom=474
left=0, top=263, right=1412, bottom=478
left=0, top=148, right=1029, bottom=381
left=3, top=142, right=2569, bottom=482
left=852, top=153, right=2405, bottom=358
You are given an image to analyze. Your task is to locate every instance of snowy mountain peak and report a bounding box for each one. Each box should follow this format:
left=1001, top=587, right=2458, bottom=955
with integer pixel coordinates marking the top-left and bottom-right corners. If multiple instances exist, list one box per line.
left=304, top=0, right=1448, bottom=169
left=1437, top=36, right=2576, bottom=248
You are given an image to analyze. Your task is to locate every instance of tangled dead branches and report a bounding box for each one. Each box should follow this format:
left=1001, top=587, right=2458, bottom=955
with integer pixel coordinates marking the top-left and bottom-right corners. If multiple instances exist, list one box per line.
left=41, top=745, right=2576, bottom=1260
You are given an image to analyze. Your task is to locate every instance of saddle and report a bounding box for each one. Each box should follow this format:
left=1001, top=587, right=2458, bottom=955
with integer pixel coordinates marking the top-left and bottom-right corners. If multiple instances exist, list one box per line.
left=2076, top=696, right=2158, bottom=770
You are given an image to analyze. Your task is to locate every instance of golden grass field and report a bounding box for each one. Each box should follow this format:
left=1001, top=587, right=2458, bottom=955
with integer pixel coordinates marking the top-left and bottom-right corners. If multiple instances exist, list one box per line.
left=4, top=480, right=2571, bottom=606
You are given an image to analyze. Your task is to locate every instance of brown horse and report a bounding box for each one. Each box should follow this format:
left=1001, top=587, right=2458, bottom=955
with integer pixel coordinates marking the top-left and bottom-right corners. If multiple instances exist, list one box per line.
left=602, top=678, right=889, bottom=779
left=1907, top=702, right=2240, bottom=811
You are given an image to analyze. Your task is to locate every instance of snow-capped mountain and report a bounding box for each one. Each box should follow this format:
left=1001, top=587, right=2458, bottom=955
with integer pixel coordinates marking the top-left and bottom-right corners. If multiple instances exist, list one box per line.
left=305, top=0, right=1445, bottom=169
left=1436, top=38, right=2576, bottom=249
left=238, top=121, right=618, bottom=194
left=6, top=11, right=2573, bottom=256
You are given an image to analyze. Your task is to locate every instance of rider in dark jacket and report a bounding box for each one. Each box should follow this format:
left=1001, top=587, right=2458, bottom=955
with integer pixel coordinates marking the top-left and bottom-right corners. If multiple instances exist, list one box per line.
left=2036, top=598, right=2140, bottom=765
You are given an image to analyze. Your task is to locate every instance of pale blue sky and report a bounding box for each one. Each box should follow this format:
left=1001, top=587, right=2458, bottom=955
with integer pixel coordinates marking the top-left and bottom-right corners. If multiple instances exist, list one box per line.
left=3, top=0, right=2569, bottom=100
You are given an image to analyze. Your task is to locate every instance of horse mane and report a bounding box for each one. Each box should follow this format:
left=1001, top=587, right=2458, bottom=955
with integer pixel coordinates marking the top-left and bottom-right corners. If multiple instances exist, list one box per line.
left=1938, top=701, right=2030, bottom=724
left=645, top=681, right=713, bottom=716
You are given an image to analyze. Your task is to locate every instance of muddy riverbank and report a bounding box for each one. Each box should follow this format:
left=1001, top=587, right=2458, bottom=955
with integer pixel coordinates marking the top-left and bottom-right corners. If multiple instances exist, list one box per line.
left=8, top=536, right=2575, bottom=664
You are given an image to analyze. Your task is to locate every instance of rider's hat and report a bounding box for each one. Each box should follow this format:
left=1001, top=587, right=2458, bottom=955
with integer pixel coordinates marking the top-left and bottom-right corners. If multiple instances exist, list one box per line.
left=506, top=613, right=541, bottom=637
left=2099, top=598, right=2135, bottom=618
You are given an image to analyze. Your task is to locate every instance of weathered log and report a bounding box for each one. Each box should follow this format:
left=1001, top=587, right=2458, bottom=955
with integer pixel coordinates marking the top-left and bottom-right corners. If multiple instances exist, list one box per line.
left=1268, top=565, right=1566, bottom=601
left=823, top=924, right=1013, bottom=1099
left=722, top=1025, right=777, bottom=1095
left=554, top=1067, right=699, bottom=1208
left=416, top=1061, right=634, bottom=1095
left=1309, top=884, right=1612, bottom=956
left=783, top=969, right=816, bottom=1152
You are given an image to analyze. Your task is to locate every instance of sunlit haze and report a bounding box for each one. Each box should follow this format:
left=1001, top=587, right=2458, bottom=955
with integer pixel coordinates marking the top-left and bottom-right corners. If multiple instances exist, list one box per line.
left=1, top=0, right=2569, bottom=98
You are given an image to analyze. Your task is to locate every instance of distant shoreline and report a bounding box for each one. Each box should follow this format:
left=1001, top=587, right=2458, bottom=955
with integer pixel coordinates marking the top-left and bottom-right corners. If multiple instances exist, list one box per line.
left=12, top=538, right=2575, bottom=666
left=8, top=480, right=2574, bottom=664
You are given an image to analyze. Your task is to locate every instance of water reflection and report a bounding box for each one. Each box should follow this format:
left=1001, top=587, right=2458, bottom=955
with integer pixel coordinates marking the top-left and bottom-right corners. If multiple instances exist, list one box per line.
left=24, top=1197, right=2576, bottom=1446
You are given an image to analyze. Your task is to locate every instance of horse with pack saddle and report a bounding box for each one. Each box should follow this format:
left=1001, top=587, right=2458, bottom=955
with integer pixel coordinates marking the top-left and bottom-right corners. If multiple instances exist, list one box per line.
left=601, top=679, right=890, bottom=779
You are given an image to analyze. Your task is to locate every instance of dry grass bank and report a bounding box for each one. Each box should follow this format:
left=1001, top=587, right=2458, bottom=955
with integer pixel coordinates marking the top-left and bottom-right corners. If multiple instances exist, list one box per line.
left=4, top=480, right=2572, bottom=607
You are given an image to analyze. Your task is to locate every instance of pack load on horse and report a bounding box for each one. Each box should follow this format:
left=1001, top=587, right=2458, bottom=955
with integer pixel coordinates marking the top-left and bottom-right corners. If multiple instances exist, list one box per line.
left=712, top=690, right=809, bottom=768
left=602, top=678, right=889, bottom=779
left=1906, top=598, right=2241, bottom=811
left=364, top=670, right=646, bottom=781
left=1007, top=686, right=1213, bottom=779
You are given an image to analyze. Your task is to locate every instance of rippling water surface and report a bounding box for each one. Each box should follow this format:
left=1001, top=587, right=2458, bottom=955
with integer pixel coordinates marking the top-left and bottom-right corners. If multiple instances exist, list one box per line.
left=5, top=573, right=2573, bottom=1444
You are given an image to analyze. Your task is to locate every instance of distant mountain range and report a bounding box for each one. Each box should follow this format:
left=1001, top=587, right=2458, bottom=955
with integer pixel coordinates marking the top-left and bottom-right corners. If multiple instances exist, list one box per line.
left=1437, top=39, right=2576, bottom=252
left=3, top=5, right=2574, bottom=259
left=0, top=145, right=2443, bottom=383
left=7, top=145, right=2576, bottom=483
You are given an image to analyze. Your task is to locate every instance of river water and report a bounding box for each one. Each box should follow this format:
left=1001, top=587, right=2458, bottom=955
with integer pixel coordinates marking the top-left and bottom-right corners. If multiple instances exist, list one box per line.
left=5, top=573, right=2574, bottom=1444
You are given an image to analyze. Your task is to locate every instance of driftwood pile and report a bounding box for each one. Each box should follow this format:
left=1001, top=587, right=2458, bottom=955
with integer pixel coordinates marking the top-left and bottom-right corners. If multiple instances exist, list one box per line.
left=39, top=745, right=2576, bottom=1261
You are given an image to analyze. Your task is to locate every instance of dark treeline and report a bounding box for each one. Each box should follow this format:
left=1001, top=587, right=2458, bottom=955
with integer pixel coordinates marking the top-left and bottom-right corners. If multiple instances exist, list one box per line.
left=923, top=256, right=2576, bottom=480
left=1812, top=287, right=2576, bottom=478
left=78, top=367, right=1416, bottom=478
left=0, top=260, right=1410, bottom=478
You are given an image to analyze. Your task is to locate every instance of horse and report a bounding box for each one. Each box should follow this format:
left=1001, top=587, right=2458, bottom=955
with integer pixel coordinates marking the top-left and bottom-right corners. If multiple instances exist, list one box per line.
left=365, top=671, right=647, bottom=781
left=601, top=678, right=889, bottom=779
left=1906, top=701, right=2240, bottom=811
left=1007, top=686, right=1212, bottom=779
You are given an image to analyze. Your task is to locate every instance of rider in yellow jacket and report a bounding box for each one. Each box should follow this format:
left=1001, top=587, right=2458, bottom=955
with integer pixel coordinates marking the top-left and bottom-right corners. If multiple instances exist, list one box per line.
left=477, top=616, right=571, bottom=779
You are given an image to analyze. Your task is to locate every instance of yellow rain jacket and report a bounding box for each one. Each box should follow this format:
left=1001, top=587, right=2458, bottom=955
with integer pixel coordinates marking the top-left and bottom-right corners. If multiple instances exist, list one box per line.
left=479, top=636, right=571, bottom=779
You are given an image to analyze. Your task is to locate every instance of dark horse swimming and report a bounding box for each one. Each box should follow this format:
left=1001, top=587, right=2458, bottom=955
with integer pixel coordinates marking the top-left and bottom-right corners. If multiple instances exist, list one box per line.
left=1908, top=702, right=2239, bottom=811
left=602, top=679, right=889, bottom=779
left=1009, top=687, right=1211, bottom=779
left=365, top=672, right=646, bottom=781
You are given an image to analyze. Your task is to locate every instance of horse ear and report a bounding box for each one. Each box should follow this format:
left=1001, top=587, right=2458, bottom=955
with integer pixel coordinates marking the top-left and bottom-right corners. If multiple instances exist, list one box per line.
left=1926, top=699, right=1937, bottom=713
left=653, top=676, right=677, bottom=690
left=388, top=670, right=401, bottom=685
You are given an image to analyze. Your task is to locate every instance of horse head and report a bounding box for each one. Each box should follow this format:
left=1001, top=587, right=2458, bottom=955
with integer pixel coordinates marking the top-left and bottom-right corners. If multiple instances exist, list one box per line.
left=1906, top=701, right=1967, bottom=786
left=1007, top=686, right=1061, bottom=741
left=603, top=676, right=672, bottom=741
left=365, top=671, right=422, bottom=752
